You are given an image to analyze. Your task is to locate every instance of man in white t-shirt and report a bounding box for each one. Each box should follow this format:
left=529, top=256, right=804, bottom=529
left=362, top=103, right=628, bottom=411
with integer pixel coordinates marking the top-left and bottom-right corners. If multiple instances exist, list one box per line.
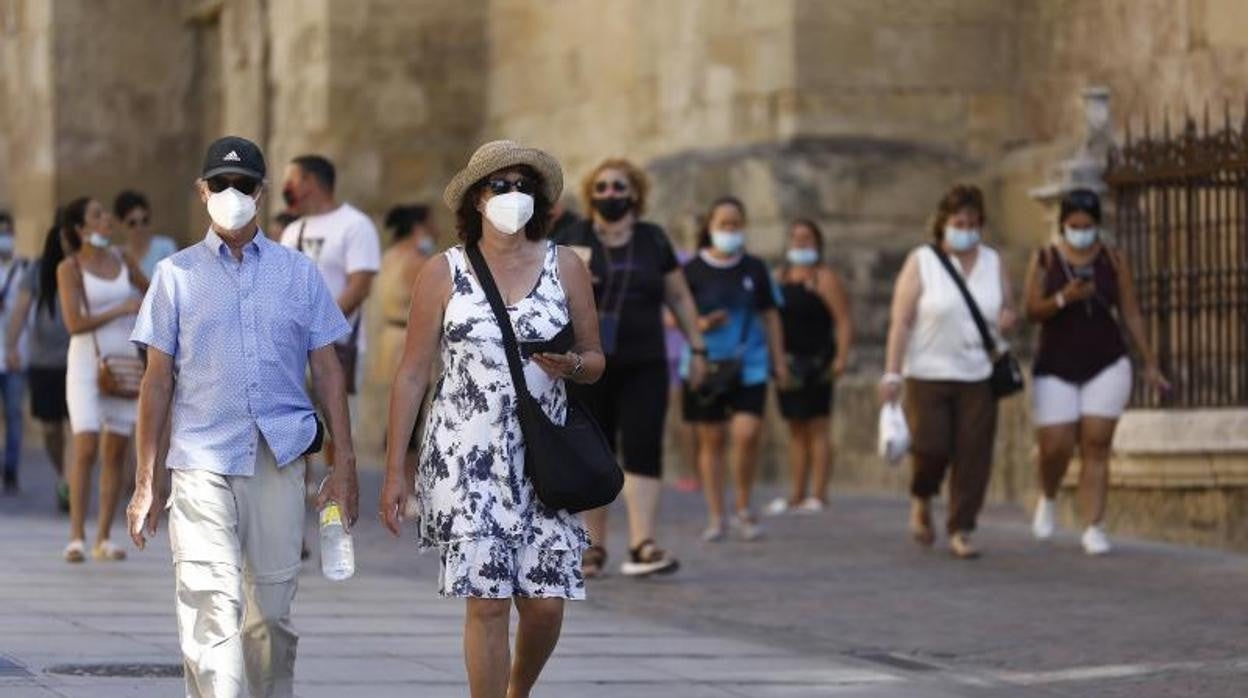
left=280, top=155, right=381, bottom=389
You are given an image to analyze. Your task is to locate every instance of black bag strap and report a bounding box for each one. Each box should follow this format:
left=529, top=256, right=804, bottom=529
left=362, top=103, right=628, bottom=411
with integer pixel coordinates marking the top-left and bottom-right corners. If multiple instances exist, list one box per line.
left=928, top=243, right=997, bottom=357
left=465, top=244, right=536, bottom=405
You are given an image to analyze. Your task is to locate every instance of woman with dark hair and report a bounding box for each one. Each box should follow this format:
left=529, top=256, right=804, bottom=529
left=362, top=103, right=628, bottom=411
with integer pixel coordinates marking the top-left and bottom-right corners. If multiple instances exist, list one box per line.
left=1024, top=188, right=1168, bottom=555
left=767, top=219, right=853, bottom=516
left=375, top=203, right=436, bottom=500
left=879, top=184, right=1016, bottom=559
left=114, top=190, right=177, bottom=277
left=5, top=218, right=72, bottom=509
left=56, top=197, right=149, bottom=563
left=682, top=196, right=788, bottom=543
left=553, top=158, right=707, bottom=579
left=380, top=141, right=604, bottom=698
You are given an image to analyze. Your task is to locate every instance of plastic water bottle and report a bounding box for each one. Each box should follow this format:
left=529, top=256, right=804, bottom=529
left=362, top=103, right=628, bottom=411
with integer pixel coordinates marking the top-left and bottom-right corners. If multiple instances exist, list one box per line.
left=319, top=502, right=355, bottom=581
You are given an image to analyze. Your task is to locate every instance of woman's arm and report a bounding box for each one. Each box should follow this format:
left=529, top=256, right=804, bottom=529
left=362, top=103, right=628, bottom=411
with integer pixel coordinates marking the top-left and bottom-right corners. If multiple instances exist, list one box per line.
left=533, top=247, right=605, bottom=384
left=122, top=251, right=150, bottom=293
left=761, top=308, right=789, bottom=387
left=817, top=267, right=853, bottom=376
left=1024, top=249, right=1094, bottom=323
left=1112, top=249, right=1169, bottom=390
left=379, top=254, right=452, bottom=535
left=56, top=258, right=140, bottom=335
left=4, top=288, right=32, bottom=371
left=879, top=252, right=921, bottom=402
left=662, top=269, right=707, bottom=386
left=998, top=254, right=1017, bottom=334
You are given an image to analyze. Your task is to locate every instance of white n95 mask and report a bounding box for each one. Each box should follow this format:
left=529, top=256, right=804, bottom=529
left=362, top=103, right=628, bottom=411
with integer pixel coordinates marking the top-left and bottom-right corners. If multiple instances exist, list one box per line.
left=484, top=192, right=534, bottom=235
left=207, top=187, right=258, bottom=231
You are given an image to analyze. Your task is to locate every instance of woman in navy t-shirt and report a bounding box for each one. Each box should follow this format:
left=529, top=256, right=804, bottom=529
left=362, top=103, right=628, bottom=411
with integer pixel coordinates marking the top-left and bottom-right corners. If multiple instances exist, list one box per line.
left=681, top=196, right=788, bottom=542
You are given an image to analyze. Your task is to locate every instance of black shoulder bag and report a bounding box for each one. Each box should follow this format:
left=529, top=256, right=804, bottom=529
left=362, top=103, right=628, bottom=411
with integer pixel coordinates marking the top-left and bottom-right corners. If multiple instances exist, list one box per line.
left=928, top=244, right=1024, bottom=399
left=465, top=244, right=623, bottom=514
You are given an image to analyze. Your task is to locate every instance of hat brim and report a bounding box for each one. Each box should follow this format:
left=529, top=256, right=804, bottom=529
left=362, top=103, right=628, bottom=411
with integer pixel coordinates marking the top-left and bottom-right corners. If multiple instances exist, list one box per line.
left=443, top=146, right=562, bottom=212
left=202, top=165, right=265, bottom=181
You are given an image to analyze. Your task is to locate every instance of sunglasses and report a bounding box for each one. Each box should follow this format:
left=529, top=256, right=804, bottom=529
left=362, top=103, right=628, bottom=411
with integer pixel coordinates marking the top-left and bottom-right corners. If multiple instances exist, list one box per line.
left=486, top=177, right=536, bottom=196
left=124, top=216, right=150, bottom=227
left=594, top=180, right=630, bottom=195
left=206, top=176, right=261, bottom=195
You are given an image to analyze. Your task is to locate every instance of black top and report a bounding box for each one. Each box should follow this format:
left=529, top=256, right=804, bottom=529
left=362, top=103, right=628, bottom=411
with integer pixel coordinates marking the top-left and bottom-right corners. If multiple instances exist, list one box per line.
left=780, top=279, right=835, bottom=361
left=1032, top=246, right=1128, bottom=383
left=554, top=220, right=678, bottom=364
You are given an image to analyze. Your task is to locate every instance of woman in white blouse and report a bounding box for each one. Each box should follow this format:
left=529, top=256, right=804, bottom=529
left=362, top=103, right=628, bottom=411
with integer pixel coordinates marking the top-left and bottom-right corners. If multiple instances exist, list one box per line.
left=878, top=184, right=1016, bottom=559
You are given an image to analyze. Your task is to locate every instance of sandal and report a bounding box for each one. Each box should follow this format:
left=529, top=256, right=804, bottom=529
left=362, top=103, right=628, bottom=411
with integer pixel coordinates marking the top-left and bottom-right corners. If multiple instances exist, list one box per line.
left=620, top=539, right=679, bottom=577
left=581, top=545, right=607, bottom=579
left=92, top=540, right=127, bottom=562
left=64, top=539, right=86, bottom=564
left=909, top=498, right=935, bottom=547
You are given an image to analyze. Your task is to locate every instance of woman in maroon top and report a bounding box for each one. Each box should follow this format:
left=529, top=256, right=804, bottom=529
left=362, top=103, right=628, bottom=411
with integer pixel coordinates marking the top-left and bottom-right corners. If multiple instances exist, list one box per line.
left=1023, top=189, right=1169, bottom=556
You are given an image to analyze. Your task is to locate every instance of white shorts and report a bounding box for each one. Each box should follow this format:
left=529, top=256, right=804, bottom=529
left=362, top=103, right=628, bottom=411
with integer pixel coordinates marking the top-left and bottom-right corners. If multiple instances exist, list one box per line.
left=66, top=364, right=137, bottom=436
left=1032, top=357, right=1133, bottom=427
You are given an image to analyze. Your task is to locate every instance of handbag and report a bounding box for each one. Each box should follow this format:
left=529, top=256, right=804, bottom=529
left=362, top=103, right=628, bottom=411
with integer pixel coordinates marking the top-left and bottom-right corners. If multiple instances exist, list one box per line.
left=784, top=352, right=831, bottom=391
left=73, top=256, right=145, bottom=400
left=466, top=244, right=623, bottom=514
left=695, top=309, right=753, bottom=405
left=928, top=244, right=1024, bottom=399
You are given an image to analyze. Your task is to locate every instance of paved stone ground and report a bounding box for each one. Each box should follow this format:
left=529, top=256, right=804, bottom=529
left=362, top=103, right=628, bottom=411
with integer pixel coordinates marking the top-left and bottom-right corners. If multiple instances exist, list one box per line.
left=2, top=449, right=1246, bottom=696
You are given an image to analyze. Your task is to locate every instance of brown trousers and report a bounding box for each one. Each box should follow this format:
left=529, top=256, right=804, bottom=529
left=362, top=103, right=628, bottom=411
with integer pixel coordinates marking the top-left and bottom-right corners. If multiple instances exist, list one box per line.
left=903, top=378, right=997, bottom=534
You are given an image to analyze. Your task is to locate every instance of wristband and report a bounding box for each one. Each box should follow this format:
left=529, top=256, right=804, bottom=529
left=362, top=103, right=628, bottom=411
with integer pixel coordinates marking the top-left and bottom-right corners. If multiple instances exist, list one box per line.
left=568, top=352, right=585, bottom=378
left=1055, top=292, right=1066, bottom=309
left=881, top=373, right=903, bottom=385
left=690, top=347, right=708, bottom=356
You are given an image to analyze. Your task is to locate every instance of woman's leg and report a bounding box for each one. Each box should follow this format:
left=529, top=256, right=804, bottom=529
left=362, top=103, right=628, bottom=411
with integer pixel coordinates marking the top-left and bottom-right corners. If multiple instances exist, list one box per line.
left=508, top=597, right=564, bottom=698
left=728, top=413, right=763, bottom=514
left=695, top=423, right=727, bottom=526
left=1036, top=424, right=1078, bottom=498
left=622, top=475, right=660, bottom=547
left=464, top=598, right=511, bottom=698
left=784, top=419, right=811, bottom=505
left=42, top=420, right=67, bottom=479
left=807, top=416, right=832, bottom=503
left=96, top=431, right=130, bottom=543
left=1077, top=417, right=1119, bottom=526
left=68, top=432, right=99, bottom=542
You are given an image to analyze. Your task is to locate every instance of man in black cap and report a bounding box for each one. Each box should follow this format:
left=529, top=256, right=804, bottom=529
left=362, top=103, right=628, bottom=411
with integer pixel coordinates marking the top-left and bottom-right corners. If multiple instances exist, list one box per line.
left=127, top=135, right=358, bottom=697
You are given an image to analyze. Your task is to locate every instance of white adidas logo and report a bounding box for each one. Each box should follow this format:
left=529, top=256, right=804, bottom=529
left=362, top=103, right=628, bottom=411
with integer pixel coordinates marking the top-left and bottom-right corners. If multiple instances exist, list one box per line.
left=223, top=150, right=241, bottom=162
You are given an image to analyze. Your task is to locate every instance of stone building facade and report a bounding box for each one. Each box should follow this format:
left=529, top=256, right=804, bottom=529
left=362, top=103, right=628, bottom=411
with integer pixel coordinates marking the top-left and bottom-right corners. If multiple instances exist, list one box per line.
left=2, top=0, right=1246, bottom=548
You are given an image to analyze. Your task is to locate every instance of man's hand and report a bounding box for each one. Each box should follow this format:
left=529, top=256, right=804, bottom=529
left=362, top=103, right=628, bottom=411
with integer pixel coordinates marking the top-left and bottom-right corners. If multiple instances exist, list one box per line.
left=126, top=484, right=164, bottom=550
left=4, top=352, right=18, bottom=373
left=687, top=353, right=708, bottom=390
left=317, top=449, right=359, bottom=530
left=378, top=471, right=408, bottom=537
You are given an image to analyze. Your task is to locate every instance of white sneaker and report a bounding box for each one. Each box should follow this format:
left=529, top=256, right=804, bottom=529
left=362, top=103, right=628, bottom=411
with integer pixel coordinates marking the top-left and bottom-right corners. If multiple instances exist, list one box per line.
left=796, top=497, right=825, bottom=514
left=765, top=497, right=790, bottom=516
left=1082, top=525, right=1112, bottom=556
left=1032, top=497, right=1056, bottom=540
left=732, top=511, right=764, bottom=542
left=701, top=520, right=726, bottom=543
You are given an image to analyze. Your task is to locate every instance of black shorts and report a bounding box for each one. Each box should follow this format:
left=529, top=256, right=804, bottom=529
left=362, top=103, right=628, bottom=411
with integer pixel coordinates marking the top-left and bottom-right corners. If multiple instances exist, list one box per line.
left=682, top=382, right=767, bottom=423
left=570, top=360, right=668, bottom=478
left=778, top=380, right=834, bottom=420
left=28, top=366, right=68, bottom=422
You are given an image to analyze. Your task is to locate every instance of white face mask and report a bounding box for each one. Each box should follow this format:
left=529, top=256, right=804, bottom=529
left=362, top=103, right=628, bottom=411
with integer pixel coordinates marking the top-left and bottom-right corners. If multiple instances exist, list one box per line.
left=944, top=226, right=980, bottom=253
left=710, top=230, right=745, bottom=255
left=484, top=192, right=534, bottom=235
left=86, top=231, right=111, bottom=249
left=0, top=236, right=14, bottom=256
left=786, top=248, right=819, bottom=267
left=1064, top=226, right=1099, bottom=250
left=206, top=187, right=258, bottom=232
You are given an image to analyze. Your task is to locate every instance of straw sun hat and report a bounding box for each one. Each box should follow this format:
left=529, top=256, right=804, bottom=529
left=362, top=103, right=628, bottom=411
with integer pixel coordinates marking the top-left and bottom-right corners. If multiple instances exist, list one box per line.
left=442, top=140, right=563, bottom=211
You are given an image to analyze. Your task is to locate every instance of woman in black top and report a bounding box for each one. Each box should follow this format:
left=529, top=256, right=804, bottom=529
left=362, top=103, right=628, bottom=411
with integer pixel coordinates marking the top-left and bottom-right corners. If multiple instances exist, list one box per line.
left=554, top=158, right=707, bottom=579
left=1023, top=189, right=1168, bottom=556
left=768, top=220, right=852, bottom=516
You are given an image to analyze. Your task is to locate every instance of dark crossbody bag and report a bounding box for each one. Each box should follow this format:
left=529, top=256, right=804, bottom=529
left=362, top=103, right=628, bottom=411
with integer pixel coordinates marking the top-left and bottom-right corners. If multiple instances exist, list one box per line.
left=696, top=309, right=752, bottom=404
left=466, top=244, right=623, bottom=514
left=928, top=244, right=1024, bottom=399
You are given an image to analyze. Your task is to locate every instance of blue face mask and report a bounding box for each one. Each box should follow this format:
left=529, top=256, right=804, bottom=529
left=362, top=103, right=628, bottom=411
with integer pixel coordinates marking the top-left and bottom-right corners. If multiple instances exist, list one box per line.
left=1064, top=226, right=1099, bottom=250
left=417, top=236, right=436, bottom=255
left=786, top=248, right=819, bottom=267
left=710, top=230, right=745, bottom=255
left=944, top=226, right=980, bottom=253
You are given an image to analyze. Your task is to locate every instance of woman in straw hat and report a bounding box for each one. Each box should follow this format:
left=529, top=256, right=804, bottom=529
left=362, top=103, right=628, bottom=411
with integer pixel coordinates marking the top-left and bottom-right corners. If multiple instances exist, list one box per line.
left=380, top=140, right=604, bottom=697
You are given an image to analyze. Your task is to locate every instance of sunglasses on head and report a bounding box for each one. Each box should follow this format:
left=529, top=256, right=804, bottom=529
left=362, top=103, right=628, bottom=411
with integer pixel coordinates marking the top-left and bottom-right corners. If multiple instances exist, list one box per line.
left=486, top=177, right=536, bottom=196
left=594, top=180, right=629, bottom=195
left=206, top=176, right=261, bottom=195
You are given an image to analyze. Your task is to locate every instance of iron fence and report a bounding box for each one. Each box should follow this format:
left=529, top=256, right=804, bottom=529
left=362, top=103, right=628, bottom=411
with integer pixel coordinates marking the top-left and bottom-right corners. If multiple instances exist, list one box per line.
left=1105, top=105, right=1248, bottom=408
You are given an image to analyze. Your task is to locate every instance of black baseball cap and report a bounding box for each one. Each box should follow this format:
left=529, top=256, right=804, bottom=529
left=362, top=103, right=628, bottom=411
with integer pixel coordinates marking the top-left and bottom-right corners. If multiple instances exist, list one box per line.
left=201, top=136, right=266, bottom=180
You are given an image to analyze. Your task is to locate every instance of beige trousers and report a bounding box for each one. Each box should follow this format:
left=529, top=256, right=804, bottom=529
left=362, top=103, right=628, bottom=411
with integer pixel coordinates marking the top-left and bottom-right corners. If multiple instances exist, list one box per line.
left=168, top=437, right=305, bottom=698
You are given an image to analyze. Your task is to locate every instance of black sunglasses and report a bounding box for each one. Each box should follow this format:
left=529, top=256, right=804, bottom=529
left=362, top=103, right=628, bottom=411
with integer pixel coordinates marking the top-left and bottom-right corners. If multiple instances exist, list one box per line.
left=594, top=180, right=630, bottom=195
left=124, top=216, right=150, bottom=227
left=206, top=176, right=261, bottom=195
left=486, top=177, right=536, bottom=196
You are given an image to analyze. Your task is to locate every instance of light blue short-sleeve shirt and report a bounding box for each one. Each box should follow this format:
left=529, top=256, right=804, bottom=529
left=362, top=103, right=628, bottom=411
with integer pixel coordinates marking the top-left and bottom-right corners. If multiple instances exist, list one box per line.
left=131, top=229, right=350, bottom=475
